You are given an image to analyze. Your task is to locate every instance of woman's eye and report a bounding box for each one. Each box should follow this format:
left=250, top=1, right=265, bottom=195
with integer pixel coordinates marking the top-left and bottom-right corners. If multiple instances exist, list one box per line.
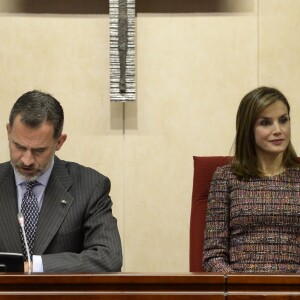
left=280, top=116, right=289, bottom=124
left=260, top=119, right=270, bottom=126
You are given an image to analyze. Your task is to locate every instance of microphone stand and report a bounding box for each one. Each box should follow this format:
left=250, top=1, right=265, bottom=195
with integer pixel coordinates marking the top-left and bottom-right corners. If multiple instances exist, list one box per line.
left=17, top=213, right=32, bottom=274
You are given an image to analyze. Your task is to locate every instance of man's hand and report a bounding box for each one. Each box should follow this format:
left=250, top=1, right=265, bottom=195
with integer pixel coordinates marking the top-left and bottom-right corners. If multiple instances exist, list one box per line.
left=24, top=262, right=29, bottom=273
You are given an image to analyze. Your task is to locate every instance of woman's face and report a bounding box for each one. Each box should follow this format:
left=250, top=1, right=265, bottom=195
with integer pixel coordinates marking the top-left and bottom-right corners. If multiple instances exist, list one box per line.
left=253, top=100, right=290, bottom=160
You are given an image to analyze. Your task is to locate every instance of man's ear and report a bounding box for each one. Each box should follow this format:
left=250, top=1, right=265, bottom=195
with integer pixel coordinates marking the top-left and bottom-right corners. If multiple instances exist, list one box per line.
left=6, top=123, right=11, bottom=133
left=55, top=134, right=67, bottom=151
left=6, top=123, right=11, bottom=136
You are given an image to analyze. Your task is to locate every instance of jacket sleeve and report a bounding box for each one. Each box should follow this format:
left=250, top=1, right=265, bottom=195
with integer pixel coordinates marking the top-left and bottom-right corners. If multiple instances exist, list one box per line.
left=41, top=174, right=122, bottom=273
left=203, top=166, right=233, bottom=274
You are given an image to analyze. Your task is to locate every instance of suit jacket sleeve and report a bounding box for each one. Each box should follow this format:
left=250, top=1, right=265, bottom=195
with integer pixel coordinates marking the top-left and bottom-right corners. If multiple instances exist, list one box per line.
left=38, top=159, right=122, bottom=273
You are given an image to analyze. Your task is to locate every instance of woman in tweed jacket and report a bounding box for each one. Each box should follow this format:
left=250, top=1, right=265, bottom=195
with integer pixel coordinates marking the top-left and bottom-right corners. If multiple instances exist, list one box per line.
left=203, top=87, right=300, bottom=273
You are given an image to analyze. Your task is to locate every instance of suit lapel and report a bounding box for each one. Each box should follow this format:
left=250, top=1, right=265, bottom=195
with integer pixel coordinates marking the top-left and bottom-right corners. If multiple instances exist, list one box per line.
left=0, top=163, right=23, bottom=253
left=34, top=157, right=74, bottom=254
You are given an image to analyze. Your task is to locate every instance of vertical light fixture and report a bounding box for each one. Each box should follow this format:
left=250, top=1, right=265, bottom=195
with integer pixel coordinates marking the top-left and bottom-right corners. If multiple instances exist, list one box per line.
left=109, top=0, right=136, bottom=102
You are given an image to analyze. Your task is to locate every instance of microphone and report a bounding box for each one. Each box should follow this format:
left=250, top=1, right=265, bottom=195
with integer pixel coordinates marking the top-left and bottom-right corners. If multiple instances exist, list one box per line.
left=17, top=213, right=32, bottom=274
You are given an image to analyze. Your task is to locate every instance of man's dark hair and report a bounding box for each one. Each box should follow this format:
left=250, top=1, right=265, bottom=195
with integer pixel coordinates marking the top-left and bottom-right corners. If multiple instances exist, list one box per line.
left=9, top=90, right=64, bottom=139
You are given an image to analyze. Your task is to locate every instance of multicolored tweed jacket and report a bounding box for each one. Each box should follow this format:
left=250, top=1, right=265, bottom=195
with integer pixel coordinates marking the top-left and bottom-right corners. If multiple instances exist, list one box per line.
left=203, top=164, right=300, bottom=273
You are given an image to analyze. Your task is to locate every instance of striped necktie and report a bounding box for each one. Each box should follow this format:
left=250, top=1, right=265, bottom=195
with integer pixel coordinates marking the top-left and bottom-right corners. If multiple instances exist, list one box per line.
left=20, top=180, right=39, bottom=261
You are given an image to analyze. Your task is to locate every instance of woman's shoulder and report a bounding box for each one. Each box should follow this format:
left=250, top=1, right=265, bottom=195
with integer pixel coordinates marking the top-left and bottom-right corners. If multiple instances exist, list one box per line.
left=212, top=164, right=236, bottom=180
left=209, top=164, right=237, bottom=192
left=214, top=164, right=233, bottom=175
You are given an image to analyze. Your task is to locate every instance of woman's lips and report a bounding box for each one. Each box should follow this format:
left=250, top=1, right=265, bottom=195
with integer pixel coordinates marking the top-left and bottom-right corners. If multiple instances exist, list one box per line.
left=269, top=139, right=284, bottom=145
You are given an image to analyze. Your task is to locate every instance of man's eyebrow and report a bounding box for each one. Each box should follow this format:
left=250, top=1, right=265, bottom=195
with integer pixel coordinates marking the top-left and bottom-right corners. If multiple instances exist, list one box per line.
left=32, top=147, right=47, bottom=151
left=12, top=140, right=47, bottom=151
left=13, top=140, right=25, bottom=148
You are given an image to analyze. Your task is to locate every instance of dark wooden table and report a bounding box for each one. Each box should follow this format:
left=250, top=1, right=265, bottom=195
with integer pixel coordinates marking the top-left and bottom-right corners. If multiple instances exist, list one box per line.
left=1, top=272, right=300, bottom=299
left=0, top=272, right=225, bottom=299
left=227, top=273, right=300, bottom=300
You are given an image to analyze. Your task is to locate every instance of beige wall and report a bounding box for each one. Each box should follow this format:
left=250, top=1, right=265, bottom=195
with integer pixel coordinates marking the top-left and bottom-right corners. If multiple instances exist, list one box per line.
left=0, top=0, right=300, bottom=272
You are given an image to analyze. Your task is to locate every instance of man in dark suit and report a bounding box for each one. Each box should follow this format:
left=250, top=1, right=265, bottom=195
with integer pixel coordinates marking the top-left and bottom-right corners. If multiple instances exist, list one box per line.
left=0, top=90, right=122, bottom=272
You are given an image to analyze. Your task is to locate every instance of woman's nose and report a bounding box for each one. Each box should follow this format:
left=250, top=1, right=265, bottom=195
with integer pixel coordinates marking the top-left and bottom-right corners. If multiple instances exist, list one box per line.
left=272, top=122, right=282, bottom=135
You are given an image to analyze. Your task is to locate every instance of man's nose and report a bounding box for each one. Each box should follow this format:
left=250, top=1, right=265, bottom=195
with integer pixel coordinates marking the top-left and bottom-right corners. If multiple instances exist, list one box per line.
left=21, top=150, right=34, bottom=166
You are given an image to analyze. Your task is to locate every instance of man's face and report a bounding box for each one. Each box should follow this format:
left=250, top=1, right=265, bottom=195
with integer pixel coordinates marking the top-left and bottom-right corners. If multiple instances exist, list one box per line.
left=7, top=115, right=66, bottom=181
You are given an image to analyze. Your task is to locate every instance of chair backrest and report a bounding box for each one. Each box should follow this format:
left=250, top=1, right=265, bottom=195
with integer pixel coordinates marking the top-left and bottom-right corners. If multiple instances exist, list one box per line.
left=189, top=156, right=231, bottom=272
